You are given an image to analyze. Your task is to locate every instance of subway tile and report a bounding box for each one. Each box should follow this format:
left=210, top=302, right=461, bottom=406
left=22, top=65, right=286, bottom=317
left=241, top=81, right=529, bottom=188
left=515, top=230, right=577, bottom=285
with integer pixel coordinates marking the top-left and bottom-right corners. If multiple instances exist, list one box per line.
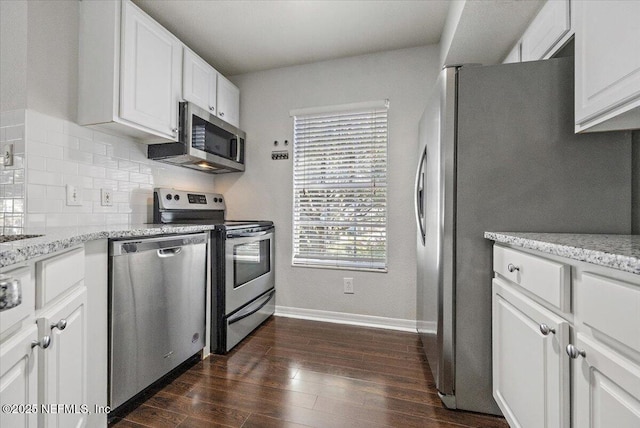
left=138, top=164, right=153, bottom=175
left=64, top=174, right=93, bottom=189
left=92, top=178, right=118, bottom=190
left=129, top=172, right=149, bottom=184
left=105, top=169, right=129, bottom=182
left=93, top=155, right=119, bottom=170
left=106, top=213, right=129, bottom=225
left=2, top=199, right=13, bottom=212
left=78, top=164, right=106, bottom=179
left=25, top=214, right=46, bottom=229
left=63, top=121, right=94, bottom=140
left=129, top=144, right=148, bottom=162
left=117, top=203, right=132, bottom=213
left=46, top=185, right=66, bottom=201
left=78, top=138, right=96, bottom=154
left=27, top=184, right=46, bottom=200
left=6, top=184, right=24, bottom=198
left=92, top=202, right=118, bottom=213
left=29, top=140, right=64, bottom=160
left=13, top=200, right=24, bottom=213
left=26, top=121, right=47, bottom=143
left=93, top=142, right=107, bottom=156
left=118, top=159, right=138, bottom=172
left=0, top=170, right=13, bottom=185
left=47, top=131, right=80, bottom=149
left=61, top=203, right=93, bottom=214
left=47, top=158, right=79, bottom=175
left=28, top=170, right=63, bottom=186
left=5, top=125, right=24, bottom=141
left=112, top=191, right=129, bottom=204
left=27, top=155, right=46, bottom=171
left=13, top=169, right=24, bottom=184
left=64, top=147, right=93, bottom=164
left=77, top=213, right=105, bottom=226
left=118, top=181, right=139, bottom=192
left=26, top=198, right=45, bottom=213
left=46, top=213, right=78, bottom=228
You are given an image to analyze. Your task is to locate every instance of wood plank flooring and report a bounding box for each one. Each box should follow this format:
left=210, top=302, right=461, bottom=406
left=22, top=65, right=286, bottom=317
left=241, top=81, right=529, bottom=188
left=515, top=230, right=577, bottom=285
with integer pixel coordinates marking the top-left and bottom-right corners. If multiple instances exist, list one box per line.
left=109, top=316, right=508, bottom=428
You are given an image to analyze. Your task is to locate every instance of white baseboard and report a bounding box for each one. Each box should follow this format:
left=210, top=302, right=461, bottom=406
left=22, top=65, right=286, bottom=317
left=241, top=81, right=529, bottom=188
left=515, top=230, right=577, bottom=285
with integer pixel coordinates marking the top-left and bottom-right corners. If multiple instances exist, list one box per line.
left=275, top=306, right=418, bottom=332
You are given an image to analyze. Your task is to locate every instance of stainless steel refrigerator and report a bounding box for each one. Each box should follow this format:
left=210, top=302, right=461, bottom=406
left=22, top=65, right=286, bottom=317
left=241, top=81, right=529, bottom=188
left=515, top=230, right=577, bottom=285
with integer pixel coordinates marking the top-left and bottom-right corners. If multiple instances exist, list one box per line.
left=415, top=57, right=632, bottom=415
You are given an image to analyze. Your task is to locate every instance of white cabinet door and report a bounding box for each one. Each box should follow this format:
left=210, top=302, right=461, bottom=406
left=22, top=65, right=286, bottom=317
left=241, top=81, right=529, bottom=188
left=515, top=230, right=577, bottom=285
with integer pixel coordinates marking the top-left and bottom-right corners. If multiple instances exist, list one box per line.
left=574, top=0, right=640, bottom=132
left=0, top=325, right=38, bottom=428
left=217, top=74, right=240, bottom=127
left=493, top=279, right=570, bottom=428
left=183, top=49, right=218, bottom=115
left=120, top=0, right=182, bottom=139
left=521, top=0, right=571, bottom=61
left=37, top=287, right=87, bottom=428
left=572, top=333, right=640, bottom=428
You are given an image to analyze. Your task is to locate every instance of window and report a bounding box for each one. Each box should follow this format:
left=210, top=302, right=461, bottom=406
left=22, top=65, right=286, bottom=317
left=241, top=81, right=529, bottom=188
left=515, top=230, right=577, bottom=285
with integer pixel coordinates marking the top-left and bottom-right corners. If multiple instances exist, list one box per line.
left=291, top=100, right=388, bottom=271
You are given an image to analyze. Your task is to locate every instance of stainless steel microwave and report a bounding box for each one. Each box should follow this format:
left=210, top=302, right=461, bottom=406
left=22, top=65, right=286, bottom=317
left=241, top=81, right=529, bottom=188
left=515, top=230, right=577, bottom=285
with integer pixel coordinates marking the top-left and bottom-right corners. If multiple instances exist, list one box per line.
left=148, top=102, right=245, bottom=173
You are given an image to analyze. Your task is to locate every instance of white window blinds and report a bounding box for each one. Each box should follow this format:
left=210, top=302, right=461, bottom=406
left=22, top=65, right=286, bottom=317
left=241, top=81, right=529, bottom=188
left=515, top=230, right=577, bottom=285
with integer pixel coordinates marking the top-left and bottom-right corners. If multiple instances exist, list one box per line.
left=292, top=101, right=388, bottom=271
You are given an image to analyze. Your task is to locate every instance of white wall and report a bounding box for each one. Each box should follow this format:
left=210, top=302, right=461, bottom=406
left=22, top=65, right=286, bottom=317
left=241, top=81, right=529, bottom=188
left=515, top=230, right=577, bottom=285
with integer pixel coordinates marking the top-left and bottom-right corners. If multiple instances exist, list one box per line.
left=216, top=46, right=440, bottom=323
left=0, top=0, right=28, bottom=112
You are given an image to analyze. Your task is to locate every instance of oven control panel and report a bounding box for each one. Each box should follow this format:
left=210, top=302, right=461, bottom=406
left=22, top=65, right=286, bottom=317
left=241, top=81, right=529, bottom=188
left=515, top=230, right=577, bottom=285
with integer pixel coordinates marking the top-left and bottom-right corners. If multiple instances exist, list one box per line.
left=154, top=188, right=226, bottom=211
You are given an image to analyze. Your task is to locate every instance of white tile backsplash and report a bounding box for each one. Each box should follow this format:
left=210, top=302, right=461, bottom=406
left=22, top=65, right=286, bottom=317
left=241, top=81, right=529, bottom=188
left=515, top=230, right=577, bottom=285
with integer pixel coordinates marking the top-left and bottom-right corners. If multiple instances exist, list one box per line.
left=0, top=109, right=26, bottom=235
left=3, top=109, right=217, bottom=233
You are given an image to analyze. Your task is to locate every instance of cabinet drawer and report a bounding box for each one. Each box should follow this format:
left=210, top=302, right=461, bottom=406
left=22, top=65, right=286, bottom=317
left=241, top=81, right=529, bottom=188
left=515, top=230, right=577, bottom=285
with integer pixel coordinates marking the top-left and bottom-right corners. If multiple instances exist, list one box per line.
left=0, top=266, right=35, bottom=339
left=576, top=273, right=640, bottom=355
left=36, top=247, right=85, bottom=308
left=493, top=245, right=570, bottom=311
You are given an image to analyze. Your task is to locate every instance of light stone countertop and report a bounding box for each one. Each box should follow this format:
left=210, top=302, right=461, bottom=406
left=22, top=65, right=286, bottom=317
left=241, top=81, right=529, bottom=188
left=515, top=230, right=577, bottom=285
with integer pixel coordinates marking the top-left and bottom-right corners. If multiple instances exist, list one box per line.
left=0, top=224, right=217, bottom=269
left=485, top=232, right=640, bottom=276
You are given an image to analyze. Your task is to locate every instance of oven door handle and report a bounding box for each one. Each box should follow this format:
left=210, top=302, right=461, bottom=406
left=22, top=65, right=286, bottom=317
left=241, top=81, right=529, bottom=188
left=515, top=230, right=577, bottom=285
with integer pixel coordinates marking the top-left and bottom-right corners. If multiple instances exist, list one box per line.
left=227, top=290, right=275, bottom=325
left=227, top=229, right=273, bottom=239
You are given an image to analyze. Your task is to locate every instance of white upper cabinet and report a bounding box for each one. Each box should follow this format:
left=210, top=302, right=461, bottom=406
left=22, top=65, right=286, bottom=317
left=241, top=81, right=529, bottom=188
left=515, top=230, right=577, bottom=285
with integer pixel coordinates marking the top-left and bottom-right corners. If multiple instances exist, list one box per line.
left=78, top=0, right=182, bottom=142
left=521, top=0, right=572, bottom=62
left=120, top=0, right=182, bottom=139
left=574, top=0, right=640, bottom=132
left=217, top=74, right=241, bottom=128
left=183, top=49, right=218, bottom=115
left=183, top=49, right=240, bottom=128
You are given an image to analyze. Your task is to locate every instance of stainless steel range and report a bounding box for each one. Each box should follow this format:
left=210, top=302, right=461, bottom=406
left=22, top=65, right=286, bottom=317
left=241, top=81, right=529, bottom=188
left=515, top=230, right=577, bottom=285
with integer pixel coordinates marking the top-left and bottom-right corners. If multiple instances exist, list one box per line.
left=153, top=188, right=275, bottom=353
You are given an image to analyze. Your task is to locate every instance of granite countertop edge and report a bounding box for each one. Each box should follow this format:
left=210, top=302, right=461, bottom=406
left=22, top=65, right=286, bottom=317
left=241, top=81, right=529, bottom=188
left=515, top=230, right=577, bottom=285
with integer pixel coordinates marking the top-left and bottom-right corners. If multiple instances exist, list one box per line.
left=484, top=232, right=640, bottom=276
left=0, top=224, right=217, bottom=269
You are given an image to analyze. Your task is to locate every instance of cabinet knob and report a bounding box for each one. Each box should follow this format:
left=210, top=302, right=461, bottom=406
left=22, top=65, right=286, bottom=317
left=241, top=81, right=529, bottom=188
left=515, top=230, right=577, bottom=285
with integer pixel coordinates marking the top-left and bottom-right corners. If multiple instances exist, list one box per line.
left=566, top=344, right=586, bottom=359
left=172, top=128, right=178, bottom=134
left=219, top=112, right=225, bottom=117
left=31, top=336, right=51, bottom=349
left=507, top=263, right=520, bottom=273
left=51, top=319, right=67, bottom=331
left=209, top=106, right=215, bottom=112
left=539, top=323, right=556, bottom=336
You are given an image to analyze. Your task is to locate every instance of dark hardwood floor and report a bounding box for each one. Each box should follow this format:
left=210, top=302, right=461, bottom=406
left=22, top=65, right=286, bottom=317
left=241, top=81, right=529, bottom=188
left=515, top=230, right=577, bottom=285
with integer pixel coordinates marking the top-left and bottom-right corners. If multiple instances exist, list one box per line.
left=109, top=316, right=508, bottom=428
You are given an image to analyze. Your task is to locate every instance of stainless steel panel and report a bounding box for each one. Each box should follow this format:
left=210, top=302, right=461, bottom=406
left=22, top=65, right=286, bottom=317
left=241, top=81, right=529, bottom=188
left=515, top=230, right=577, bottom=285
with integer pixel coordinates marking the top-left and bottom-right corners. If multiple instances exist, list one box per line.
left=224, top=229, right=274, bottom=314
left=417, top=66, right=457, bottom=400
left=109, top=233, right=207, bottom=409
left=226, top=289, right=275, bottom=352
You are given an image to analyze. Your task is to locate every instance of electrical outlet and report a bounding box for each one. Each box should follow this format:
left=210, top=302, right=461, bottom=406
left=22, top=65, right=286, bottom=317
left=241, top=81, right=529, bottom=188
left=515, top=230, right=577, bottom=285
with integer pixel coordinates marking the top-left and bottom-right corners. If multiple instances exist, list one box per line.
left=344, top=277, right=354, bottom=294
left=66, top=184, right=82, bottom=206
left=101, top=189, right=113, bottom=206
left=2, top=143, right=13, bottom=166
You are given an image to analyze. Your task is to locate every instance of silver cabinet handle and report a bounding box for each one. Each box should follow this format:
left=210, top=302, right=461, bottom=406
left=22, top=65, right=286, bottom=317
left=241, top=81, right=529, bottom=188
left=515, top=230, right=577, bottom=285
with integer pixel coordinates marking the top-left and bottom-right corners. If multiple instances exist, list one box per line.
left=0, top=277, right=22, bottom=311
left=566, top=344, right=586, bottom=359
left=507, top=263, right=520, bottom=273
left=209, top=106, right=215, bottom=112
left=51, top=319, right=67, bottom=331
left=172, top=128, right=178, bottom=134
left=32, top=336, right=51, bottom=349
left=539, top=324, right=555, bottom=335
left=219, top=112, right=224, bottom=117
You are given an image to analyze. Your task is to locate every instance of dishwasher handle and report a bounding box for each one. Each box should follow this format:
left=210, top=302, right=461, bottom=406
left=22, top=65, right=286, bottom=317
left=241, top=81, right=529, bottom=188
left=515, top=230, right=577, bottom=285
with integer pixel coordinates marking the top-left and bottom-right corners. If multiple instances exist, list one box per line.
left=110, top=233, right=207, bottom=256
left=157, top=247, right=182, bottom=258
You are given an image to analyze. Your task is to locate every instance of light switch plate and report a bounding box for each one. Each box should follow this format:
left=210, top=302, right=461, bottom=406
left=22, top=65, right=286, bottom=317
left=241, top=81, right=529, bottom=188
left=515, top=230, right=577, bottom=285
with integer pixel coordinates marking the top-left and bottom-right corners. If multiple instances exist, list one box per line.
left=2, top=143, right=14, bottom=166
left=66, top=184, right=82, bottom=206
left=101, top=189, right=113, bottom=206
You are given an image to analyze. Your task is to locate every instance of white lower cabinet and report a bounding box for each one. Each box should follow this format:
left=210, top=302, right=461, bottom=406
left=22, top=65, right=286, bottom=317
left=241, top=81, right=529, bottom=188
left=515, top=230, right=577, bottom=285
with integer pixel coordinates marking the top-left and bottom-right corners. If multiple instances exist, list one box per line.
left=572, top=333, right=640, bottom=428
left=37, top=287, right=87, bottom=428
left=491, top=244, right=640, bottom=428
left=0, top=325, right=38, bottom=428
left=0, top=247, right=88, bottom=428
left=493, top=279, right=570, bottom=428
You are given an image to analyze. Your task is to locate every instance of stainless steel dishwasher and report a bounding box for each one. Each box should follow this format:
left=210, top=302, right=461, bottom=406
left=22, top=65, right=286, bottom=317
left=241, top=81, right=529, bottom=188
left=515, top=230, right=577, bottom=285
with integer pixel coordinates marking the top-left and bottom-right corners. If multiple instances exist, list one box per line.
left=109, top=233, right=207, bottom=409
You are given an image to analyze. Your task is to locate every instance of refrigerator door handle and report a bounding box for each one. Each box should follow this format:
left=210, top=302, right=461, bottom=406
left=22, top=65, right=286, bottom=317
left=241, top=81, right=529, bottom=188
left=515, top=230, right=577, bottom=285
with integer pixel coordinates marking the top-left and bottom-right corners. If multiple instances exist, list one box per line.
left=415, top=146, right=427, bottom=245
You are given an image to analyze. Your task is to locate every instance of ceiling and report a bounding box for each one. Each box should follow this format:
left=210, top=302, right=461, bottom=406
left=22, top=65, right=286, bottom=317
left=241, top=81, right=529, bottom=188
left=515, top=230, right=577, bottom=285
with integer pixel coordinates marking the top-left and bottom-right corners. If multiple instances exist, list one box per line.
left=133, top=0, right=544, bottom=77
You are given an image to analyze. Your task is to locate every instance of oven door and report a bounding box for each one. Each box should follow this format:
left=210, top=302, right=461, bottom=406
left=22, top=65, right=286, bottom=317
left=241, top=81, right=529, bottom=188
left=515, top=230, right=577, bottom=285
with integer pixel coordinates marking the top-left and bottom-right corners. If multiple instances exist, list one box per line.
left=224, top=227, right=274, bottom=314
